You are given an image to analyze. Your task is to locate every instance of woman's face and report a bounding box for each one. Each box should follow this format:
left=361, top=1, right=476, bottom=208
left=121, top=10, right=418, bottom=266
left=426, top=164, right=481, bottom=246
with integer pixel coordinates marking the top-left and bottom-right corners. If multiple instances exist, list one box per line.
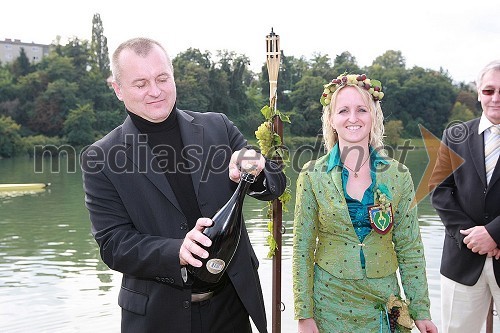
left=329, top=86, right=372, bottom=147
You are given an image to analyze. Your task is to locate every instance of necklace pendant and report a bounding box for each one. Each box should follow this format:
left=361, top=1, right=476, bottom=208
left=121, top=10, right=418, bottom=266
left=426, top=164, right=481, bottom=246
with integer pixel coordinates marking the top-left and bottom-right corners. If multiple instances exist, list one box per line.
left=354, top=172, right=358, bottom=178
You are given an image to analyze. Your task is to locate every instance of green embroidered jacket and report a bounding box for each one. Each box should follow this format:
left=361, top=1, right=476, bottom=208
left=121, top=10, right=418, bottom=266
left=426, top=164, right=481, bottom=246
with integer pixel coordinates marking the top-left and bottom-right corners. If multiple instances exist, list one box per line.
left=292, top=153, right=431, bottom=320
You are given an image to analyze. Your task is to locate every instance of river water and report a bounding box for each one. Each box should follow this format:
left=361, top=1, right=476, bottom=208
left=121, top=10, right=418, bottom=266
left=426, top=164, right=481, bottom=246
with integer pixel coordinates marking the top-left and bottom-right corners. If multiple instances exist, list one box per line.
left=0, top=151, right=497, bottom=332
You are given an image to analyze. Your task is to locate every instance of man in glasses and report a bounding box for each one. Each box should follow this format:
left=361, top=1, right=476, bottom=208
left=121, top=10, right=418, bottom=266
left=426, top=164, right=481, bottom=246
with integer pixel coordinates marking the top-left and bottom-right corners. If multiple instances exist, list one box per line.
left=430, top=59, right=500, bottom=333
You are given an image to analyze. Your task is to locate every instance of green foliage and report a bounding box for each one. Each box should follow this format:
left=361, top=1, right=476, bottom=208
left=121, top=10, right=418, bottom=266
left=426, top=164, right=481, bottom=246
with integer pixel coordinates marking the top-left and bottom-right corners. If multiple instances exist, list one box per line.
left=94, top=109, right=125, bottom=136
left=0, top=12, right=476, bottom=157
left=30, top=79, right=79, bottom=136
left=332, top=51, right=361, bottom=76
left=0, top=66, right=14, bottom=102
left=372, top=50, right=406, bottom=69
left=384, top=120, right=404, bottom=147
left=456, top=90, right=481, bottom=116
left=11, top=47, right=33, bottom=79
left=0, top=116, right=22, bottom=157
left=284, top=136, right=323, bottom=151
left=173, top=48, right=212, bottom=111
left=39, top=53, right=77, bottom=82
left=448, top=101, right=475, bottom=123
left=21, top=134, right=64, bottom=157
left=288, top=75, right=324, bottom=136
left=55, top=37, right=92, bottom=77
left=91, top=13, right=110, bottom=77
left=64, top=104, right=97, bottom=147
left=254, top=104, right=291, bottom=257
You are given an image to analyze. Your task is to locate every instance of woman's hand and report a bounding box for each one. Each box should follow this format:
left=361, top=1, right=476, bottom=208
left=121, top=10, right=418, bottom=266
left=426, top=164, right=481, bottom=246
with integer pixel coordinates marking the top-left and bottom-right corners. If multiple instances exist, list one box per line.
left=415, top=319, right=438, bottom=333
left=297, top=318, right=319, bottom=333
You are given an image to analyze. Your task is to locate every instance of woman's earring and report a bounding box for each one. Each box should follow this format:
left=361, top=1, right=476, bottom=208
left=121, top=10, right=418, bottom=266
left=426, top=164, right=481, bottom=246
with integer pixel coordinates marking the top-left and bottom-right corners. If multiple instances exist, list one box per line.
left=333, top=128, right=337, bottom=134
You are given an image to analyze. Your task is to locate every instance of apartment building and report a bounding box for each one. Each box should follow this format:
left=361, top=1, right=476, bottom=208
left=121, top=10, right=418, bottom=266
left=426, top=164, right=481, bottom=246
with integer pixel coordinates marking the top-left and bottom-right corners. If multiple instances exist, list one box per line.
left=0, top=38, right=50, bottom=64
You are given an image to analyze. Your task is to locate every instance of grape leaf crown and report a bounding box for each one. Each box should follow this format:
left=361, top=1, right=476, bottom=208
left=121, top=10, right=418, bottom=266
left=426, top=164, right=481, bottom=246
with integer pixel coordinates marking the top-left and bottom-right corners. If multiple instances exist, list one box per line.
left=320, top=73, right=384, bottom=107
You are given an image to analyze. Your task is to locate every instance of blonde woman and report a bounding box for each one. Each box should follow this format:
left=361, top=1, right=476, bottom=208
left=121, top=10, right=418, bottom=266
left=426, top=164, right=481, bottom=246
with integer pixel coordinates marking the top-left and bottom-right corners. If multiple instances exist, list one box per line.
left=292, top=74, right=437, bottom=333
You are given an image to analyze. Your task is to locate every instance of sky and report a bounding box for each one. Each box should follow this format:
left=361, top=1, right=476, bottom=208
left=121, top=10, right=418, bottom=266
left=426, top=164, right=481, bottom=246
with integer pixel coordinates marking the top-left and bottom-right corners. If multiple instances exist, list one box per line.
left=2, top=0, right=499, bottom=84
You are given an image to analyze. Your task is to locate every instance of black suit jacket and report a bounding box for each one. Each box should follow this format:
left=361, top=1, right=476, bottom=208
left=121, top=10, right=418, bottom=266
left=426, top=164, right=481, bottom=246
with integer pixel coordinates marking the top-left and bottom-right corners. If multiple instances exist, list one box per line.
left=81, top=109, right=286, bottom=333
left=430, top=118, right=500, bottom=286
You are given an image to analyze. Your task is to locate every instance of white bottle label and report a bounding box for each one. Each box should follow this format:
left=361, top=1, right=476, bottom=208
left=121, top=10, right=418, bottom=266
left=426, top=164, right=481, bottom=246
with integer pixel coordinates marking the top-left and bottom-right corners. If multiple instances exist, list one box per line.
left=206, top=259, right=225, bottom=274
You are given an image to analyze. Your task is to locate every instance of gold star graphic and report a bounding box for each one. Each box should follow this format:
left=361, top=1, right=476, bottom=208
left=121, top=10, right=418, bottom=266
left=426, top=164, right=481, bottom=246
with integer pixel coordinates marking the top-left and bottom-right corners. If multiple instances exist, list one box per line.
left=411, top=124, right=465, bottom=208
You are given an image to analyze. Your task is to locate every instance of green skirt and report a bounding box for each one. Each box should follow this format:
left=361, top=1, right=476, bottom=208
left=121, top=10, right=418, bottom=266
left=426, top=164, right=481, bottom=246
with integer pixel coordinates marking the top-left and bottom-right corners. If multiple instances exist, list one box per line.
left=312, top=264, right=412, bottom=333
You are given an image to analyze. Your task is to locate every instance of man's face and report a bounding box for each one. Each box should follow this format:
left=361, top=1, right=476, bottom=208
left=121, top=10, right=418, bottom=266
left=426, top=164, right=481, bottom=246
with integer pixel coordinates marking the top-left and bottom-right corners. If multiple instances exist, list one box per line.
left=478, top=69, right=500, bottom=125
left=112, top=44, right=177, bottom=123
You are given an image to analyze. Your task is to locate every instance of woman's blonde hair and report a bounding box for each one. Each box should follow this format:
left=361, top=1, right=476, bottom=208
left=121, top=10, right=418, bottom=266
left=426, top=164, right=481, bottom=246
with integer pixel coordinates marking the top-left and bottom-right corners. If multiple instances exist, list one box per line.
left=321, top=84, right=385, bottom=152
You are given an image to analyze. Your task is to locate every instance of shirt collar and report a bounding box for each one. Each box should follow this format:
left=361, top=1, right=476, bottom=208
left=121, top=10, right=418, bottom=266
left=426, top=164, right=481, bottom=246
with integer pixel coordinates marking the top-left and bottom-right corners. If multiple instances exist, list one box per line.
left=326, top=143, right=389, bottom=173
left=478, top=113, right=496, bottom=135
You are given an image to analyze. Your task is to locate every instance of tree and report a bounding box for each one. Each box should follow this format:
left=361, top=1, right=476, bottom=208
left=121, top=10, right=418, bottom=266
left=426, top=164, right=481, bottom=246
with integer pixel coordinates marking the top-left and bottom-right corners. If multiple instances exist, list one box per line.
left=332, top=51, right=361, bottom=77
left=56, top=37, right=91, bottom=77
left=91, top=13, right=110, bottom=77
left=381, top=66, right=457, bottom=136
left=173, top=48, right=212, bottom=111
left=309, top=53, right=334, bottom=80
left=289, top=75, right=324, bottom=136
left=447, top=101, right=475, bottom=123
left=64, top=103, right=96, bottom=146
left=372, top=50, right=406, bottom=69
left=216, top=50, right=252, bottom=118
left=11, top=47, right=32, bottom=79
left=0, top=115, right=22, bottom=157
left=0, top=65, right=15, bottom=102
left=456, top=90, right=481, bottom=116
left=384, top=120, right=404, bottom=147
left=29, top=79, right=79, bottom=136
left=38, top=53, right=77, bottom=83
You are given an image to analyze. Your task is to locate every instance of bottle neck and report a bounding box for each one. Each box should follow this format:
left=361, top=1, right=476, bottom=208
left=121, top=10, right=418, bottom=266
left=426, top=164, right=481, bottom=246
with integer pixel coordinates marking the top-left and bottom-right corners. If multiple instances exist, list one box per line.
left=234, top=172, right=255, bottom=203
left=240, top=172, right=256, bottom=184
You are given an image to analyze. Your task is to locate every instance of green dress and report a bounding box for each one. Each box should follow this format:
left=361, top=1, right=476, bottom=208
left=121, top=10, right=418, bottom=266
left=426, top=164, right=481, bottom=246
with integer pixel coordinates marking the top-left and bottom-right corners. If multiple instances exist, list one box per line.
left=292, top=145, right=432, bottom=333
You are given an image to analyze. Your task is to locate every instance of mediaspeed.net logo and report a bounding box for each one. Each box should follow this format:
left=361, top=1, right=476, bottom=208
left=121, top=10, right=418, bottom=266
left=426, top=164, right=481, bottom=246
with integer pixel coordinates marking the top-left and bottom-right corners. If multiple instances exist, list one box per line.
left=30, top=122, right=467, bottom=201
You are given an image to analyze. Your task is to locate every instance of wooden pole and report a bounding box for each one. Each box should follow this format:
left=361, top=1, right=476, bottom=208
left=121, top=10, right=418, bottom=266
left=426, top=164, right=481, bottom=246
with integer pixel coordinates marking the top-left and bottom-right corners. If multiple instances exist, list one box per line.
left=271, top=98, right=283, bottom=333
left=266, top=28, right=282, bottom=333
left=486, top=297, right=494, bottom=333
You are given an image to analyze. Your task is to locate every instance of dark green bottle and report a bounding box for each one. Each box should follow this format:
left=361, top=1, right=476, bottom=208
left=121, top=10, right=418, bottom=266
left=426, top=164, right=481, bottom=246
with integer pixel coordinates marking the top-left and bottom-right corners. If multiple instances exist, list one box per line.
left=189, top=172, right=255, bottom=283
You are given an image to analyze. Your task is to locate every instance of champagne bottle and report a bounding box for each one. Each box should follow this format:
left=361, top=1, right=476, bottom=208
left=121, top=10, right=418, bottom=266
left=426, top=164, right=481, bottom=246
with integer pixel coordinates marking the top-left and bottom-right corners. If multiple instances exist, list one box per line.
left=188, top=171, right=256, bottom=283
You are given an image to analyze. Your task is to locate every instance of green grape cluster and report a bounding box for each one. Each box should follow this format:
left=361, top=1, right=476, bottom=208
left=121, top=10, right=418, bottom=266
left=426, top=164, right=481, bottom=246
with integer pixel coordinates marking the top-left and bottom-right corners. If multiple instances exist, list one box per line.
left=320, top=73, right=384, bottom=107
left=255, top=121, right=274, bottom=156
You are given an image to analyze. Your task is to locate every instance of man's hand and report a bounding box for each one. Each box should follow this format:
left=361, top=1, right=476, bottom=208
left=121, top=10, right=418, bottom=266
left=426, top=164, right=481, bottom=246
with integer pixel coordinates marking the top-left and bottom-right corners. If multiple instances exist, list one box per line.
left=460, top=226, right=497, bottom=255
left=487, top=248, right=500, bottom=259
left=179, top=218, right=213, bottom=266
left=228, top=148, right=265, bottom=183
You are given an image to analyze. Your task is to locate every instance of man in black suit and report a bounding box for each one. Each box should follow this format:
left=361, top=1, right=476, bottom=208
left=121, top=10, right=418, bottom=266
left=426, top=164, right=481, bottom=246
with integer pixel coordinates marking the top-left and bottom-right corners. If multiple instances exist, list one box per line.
left=81, top=37, right=286, bottom=333
left=430, top=59, right=500, bottom=332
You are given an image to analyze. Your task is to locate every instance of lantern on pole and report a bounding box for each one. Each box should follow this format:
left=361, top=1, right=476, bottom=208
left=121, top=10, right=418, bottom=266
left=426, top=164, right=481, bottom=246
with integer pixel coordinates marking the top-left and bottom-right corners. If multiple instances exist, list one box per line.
left=266, top=27, right=283, bottom=333
left=266, top=28, right=280, bottom=109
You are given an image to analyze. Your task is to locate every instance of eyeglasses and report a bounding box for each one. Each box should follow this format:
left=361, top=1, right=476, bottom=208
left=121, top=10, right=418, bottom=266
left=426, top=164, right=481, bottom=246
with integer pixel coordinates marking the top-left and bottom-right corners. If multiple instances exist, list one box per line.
left=481, top=89, right=500, bottom=96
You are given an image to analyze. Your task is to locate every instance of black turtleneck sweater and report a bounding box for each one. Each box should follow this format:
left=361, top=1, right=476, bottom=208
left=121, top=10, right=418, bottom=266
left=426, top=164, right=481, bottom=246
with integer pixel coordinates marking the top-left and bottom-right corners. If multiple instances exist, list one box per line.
left=127, top=110, right=202, bottom=230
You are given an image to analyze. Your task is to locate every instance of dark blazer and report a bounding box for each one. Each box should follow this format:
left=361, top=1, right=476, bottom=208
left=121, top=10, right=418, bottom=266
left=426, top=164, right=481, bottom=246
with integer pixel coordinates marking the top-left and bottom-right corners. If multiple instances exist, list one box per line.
left=81, top=109, right=286, bottom=333
left=430, top=118, right=500, bottom=286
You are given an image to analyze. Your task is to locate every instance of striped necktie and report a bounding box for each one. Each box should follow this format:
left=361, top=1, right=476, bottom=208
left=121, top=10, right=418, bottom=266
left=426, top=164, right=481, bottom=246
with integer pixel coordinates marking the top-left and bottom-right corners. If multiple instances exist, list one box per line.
left=485, top=125, right=500, bottom=185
